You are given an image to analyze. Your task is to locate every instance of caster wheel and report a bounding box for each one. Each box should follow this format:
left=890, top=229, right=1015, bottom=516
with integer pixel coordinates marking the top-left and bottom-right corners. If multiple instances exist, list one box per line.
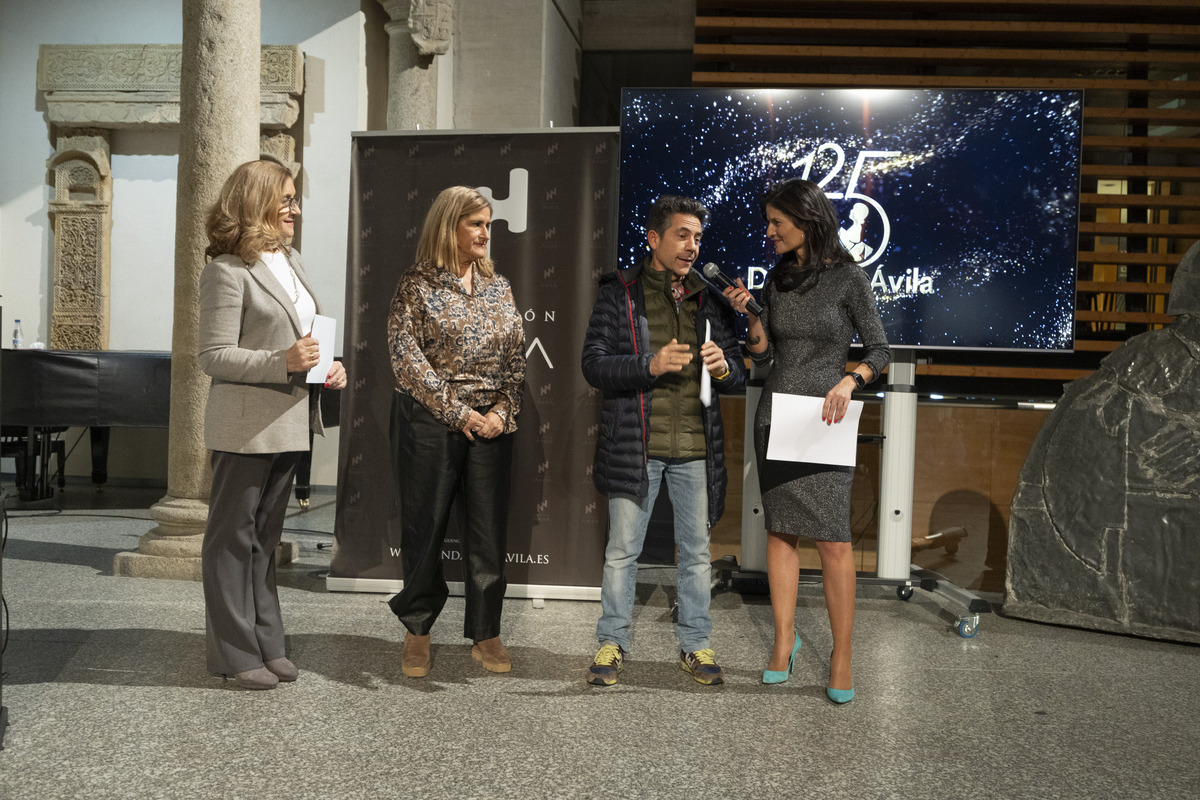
left=896, top=585, right=914, bottom=601
left=956, top=619, right=978, bottom=639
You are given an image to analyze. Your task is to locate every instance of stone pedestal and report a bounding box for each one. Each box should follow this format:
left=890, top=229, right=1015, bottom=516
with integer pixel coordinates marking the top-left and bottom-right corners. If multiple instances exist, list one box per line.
left=114, top=496, right=295, bottom=579
left=378, top=0, right=452, bottom=130
left=113, top=0, right=264, bottom=579
left=114, top=497, right=208, bottom=580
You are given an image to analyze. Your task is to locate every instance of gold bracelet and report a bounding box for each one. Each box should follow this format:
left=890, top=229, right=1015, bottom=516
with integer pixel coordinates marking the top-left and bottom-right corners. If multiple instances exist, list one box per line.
left=714, top=367, right=731, bottom=381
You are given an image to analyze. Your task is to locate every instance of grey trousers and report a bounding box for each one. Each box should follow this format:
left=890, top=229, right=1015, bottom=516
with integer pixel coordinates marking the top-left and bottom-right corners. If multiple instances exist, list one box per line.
left=202, top=449, right=301, bottom=675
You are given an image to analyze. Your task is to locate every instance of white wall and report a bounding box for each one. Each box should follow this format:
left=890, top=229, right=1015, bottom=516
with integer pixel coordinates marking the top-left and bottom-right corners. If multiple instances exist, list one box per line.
left=108, top=128, right=180, bottom=351
left=0, top=0, right=380, bottom=488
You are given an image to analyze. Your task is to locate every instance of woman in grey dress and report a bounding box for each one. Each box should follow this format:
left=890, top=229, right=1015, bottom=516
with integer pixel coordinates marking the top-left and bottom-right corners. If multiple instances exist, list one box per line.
left=724, top=179, right=890, bottom=703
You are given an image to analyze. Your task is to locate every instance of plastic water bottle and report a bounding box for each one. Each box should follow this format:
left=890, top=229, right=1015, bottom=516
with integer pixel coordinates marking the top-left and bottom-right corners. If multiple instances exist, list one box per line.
left=11, top=319, right=22, bottom=349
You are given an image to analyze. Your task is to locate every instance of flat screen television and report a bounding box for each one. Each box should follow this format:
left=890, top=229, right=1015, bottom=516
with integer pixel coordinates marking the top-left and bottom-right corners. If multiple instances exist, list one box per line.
left=618, top=88, right=1082, bottom=351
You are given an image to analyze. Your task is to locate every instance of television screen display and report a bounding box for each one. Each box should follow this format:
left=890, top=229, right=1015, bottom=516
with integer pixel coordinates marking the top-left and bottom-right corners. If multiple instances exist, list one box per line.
left=618, top=88, right=1082, bottom=351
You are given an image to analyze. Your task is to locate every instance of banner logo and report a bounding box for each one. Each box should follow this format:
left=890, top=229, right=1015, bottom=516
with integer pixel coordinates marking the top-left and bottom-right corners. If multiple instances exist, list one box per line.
left=478, top=168, right=529, bottom=234
left=525, top=337, right=554, bottom=368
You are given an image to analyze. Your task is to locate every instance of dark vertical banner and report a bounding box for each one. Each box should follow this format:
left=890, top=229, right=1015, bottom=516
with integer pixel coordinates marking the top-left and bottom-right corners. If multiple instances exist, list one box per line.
left=330, top=130, right=619, bottom=596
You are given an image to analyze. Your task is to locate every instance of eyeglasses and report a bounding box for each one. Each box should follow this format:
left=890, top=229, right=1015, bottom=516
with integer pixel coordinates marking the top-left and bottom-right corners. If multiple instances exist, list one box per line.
left=281, top=197, right=301, bottom=213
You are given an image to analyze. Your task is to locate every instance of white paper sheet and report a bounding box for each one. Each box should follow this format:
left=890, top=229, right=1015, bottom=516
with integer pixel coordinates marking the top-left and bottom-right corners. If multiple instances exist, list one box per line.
left=699, top=319, right=712, bottom=408
left=306, top=314, right=337, bottom=384
left=765, top=392, right=864, bottom=467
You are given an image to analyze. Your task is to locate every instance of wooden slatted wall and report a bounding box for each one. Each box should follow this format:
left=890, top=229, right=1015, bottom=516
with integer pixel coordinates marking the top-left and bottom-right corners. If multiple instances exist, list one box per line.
left=693, top=0, right=1200, bottom=387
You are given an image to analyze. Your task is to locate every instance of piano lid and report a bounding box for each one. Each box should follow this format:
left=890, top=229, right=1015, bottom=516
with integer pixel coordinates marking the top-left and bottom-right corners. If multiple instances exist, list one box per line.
left=1, top=349, right=171, bottom=428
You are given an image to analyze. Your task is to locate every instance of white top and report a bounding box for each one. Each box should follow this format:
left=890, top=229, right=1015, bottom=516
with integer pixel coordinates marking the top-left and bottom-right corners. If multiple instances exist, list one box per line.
left=262, top=249, right=316, bottom=335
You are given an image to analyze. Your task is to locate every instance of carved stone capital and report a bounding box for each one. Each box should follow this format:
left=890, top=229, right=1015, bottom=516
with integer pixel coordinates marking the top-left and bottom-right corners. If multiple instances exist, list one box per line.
left=378, top=0, right=453, bottom=56
left=409, top=0, right=454, bottom=55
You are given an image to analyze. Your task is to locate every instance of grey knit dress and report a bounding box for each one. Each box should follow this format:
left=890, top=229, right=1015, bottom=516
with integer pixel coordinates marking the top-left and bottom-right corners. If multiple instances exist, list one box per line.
left=750, top=262, right=891, bottom=541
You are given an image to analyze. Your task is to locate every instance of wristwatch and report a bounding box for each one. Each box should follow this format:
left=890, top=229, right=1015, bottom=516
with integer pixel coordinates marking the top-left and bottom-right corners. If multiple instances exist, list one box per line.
left=845, top=371, right=865, bottom=390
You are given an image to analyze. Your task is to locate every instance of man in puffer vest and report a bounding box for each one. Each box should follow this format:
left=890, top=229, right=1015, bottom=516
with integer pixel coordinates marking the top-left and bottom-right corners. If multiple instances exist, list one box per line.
left=581, top=195, right=745, bottom=686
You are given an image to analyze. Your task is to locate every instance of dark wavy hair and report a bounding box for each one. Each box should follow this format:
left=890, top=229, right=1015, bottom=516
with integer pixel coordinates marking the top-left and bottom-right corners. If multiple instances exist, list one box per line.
left=761, top=179, right=853, bottom=293
left=646, top=195, right=709, bottom=236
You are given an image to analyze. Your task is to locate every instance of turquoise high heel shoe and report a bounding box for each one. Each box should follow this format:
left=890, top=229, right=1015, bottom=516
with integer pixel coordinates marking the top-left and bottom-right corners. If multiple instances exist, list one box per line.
left=826, top=650, right=854, bottom=703
left=825, top=686, right=855, bottom=704
left=761, top=633, right=801, bottom=685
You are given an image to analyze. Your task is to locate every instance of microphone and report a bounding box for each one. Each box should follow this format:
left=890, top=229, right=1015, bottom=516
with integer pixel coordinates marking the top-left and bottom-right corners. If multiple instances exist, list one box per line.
left=701, top=262, right=763, bottom=316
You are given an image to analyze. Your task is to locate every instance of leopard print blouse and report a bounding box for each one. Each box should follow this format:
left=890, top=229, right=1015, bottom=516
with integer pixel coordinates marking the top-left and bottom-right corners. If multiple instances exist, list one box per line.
left=387, top=261, right=526, bottom=432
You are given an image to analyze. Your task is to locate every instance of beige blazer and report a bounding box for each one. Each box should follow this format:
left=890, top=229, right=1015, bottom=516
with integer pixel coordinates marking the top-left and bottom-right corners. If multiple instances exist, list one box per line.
left=197, top=249, right=325, bottom=454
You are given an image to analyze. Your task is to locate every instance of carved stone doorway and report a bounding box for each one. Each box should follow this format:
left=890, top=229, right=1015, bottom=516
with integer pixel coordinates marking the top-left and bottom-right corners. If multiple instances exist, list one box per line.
left=36, top=44, right=304, bottom=348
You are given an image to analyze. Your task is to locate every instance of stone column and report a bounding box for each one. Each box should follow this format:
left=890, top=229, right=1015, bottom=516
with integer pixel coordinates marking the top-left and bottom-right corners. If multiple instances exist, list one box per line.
left=378, top=0, right=453, bottom=130
left=114, top=0, right=262, bottom=580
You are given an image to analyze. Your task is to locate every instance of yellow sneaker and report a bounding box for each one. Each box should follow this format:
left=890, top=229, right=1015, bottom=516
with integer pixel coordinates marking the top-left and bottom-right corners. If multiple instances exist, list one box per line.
left=587, top=643, right=625, bottom=686
left=680, top=648, right=724, bottom=685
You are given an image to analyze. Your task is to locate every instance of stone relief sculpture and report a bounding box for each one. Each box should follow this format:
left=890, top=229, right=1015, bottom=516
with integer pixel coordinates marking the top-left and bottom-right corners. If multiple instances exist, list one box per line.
left=260, top=131, right=299, bottom=177
left=36, top=44, right=304, bottom=350
left=48, top=131, right=112, bottom=350
left=1005, top=240, right=1200, bottom=644
left=38, top=45, right=183, bottom=91
left=37, top=44, right=302, bottom=129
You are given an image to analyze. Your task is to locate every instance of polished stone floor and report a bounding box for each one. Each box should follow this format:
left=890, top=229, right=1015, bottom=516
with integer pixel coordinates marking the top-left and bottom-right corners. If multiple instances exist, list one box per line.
left=1, top=483, right=1197, bottom=800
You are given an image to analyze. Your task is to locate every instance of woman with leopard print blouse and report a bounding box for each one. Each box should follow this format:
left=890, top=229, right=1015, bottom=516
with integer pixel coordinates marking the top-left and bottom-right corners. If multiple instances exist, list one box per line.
left=385, top=186, right=526, bottom=680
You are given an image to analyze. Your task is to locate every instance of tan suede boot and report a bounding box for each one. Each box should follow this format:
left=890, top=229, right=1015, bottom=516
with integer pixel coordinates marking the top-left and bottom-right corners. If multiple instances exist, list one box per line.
left=471, top=636, right=512, bottom=673
left=401, top=633, right=431, bottom=678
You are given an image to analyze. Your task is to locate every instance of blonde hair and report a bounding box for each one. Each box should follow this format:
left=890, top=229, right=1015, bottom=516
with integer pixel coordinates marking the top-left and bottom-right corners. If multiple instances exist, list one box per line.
left=205, top=157, right=295, bottom=263
left=414, top=186, right=495, bottom=278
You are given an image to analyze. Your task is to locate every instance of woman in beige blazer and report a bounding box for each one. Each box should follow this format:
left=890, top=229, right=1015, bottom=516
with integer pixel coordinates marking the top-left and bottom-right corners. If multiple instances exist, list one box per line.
left=197, top=158, right=346, bottom=690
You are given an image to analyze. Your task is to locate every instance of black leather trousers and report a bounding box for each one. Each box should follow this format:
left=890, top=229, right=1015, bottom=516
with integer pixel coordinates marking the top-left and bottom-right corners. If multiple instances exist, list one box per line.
left=388, top=393, right=513, bottom=640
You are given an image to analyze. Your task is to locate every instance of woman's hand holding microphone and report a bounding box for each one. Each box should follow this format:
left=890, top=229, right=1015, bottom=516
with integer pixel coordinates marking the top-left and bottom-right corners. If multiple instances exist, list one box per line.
left=721, top=279, right=760, bottom=318
left=722, top=279, right=768, bottom=353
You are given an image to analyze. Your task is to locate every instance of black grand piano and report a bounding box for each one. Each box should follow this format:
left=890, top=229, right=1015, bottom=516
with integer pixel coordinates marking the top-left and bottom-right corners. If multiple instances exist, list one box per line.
left=1, top=348, right=336, bottom=504
left=0, top=349, right=171, bottom=500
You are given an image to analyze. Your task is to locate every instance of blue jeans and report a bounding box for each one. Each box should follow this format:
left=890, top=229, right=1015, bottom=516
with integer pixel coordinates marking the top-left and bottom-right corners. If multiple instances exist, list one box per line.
left=596, top=458, right=713, bottom=654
